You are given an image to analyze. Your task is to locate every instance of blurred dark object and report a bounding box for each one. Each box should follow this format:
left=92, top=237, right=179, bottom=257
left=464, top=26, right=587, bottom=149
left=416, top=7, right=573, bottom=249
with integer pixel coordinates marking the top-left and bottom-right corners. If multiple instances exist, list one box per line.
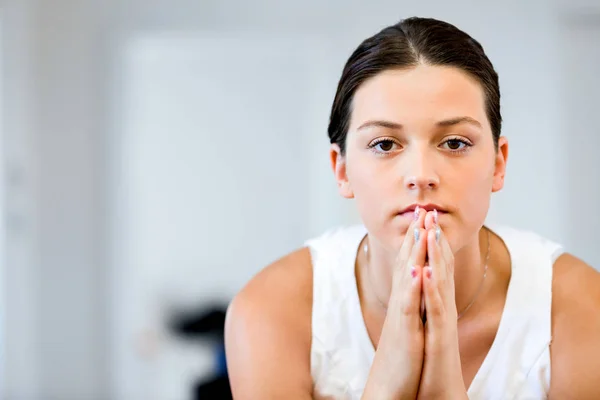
left=194, top=374, right=232, bottom=400
left=172, top=307, right=227, bottom=339
left=170, top=303, right=232, bottom=400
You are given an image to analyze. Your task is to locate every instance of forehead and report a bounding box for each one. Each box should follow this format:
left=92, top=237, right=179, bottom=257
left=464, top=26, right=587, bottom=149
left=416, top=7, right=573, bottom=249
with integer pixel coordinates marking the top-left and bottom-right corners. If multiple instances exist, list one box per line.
left=349, top=65, right=490, bottom=131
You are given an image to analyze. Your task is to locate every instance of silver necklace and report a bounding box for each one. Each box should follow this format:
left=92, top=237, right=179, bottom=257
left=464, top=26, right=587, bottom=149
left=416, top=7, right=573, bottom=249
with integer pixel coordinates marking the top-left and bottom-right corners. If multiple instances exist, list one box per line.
left=363, top=229, right=490, bottom=321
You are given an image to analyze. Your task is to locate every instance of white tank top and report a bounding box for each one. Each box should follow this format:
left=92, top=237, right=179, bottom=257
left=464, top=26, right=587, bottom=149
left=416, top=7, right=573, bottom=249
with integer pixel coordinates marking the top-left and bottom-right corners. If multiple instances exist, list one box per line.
left=305, top=224, right=564, bottom=400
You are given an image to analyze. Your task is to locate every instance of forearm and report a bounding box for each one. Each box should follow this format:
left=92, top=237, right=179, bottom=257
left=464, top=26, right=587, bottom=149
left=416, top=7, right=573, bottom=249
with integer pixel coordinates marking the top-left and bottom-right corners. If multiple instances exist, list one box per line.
left=362, top=373, right=417, bottom=400
left=362, top=294, right=422, bottom=399
left=361, top=354, right=419, bottom=400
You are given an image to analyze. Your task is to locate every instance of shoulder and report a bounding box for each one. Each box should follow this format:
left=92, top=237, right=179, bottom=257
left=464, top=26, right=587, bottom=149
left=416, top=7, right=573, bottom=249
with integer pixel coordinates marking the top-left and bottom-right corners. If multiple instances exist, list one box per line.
left=549, top=253, right=600, bottom=399
left=226, top=246, right=314, bottom=325
left=224, top=246, right=314, bottom=398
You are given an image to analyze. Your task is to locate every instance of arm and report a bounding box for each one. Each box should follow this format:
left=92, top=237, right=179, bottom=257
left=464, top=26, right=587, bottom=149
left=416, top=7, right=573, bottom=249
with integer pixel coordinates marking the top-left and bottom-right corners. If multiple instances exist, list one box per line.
left=549, top=254, right=600, bottom=400
left=226, top=211, right=429, bottom=399
left=224, top=246, right=421, bottom=400
left=224, top=248, right=314, bottom=399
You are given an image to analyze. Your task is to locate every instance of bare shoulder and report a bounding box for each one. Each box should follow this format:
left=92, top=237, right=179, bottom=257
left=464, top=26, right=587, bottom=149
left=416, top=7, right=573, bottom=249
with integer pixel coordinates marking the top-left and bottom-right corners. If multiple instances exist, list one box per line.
left=224, top=247, right=314, bottom=399
left=550, top=253, right=600, bottom=399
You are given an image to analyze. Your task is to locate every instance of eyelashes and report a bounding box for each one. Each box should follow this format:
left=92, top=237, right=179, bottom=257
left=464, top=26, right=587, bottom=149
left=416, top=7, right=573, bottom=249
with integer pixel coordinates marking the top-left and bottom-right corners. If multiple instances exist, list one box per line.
left=440, top=137, right=473, bottom=153
left=369, top=138, right=399, bottom=153
left=368, top=136, right=473, bottom=155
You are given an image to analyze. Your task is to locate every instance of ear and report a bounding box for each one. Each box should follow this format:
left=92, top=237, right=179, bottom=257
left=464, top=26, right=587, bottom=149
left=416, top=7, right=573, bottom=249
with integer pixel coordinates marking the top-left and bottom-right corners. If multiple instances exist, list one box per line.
left=330, top=144, right=354, bottom=199
left=492, top=136, right=509, bottom=193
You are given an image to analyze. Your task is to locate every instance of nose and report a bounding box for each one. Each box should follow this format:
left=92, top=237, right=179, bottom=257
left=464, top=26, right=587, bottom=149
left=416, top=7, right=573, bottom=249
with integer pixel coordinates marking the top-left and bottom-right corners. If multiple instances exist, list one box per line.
left=404, top=150, right=439, bottom=191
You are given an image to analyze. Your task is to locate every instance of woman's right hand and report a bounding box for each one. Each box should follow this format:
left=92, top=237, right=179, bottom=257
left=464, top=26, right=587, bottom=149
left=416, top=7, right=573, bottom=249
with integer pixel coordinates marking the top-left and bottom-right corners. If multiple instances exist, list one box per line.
left=362, top=209, right=428, bottom=400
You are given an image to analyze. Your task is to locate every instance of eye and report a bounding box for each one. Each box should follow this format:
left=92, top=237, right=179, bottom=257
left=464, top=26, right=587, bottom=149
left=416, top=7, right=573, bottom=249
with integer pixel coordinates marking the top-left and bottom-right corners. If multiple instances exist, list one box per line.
left=369, top=138, right=400, bottom=154
left=441, top=137, right=472, bottom=153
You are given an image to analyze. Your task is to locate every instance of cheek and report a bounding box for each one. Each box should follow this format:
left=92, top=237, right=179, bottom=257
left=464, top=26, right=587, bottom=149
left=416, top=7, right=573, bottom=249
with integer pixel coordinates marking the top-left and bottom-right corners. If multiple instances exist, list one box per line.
left=345, top=154, right=401, bottom=241
left=345, top=149, right=387, bottom=200
left=443, top=172, right=492, bottom=253
left=452, top=166, right=494, bottom=225
left=348, top=165, right=389, bottom=219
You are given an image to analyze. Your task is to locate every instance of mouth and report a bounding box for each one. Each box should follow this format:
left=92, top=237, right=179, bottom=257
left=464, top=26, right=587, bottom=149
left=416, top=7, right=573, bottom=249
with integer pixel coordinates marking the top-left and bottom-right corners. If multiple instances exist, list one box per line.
left=397, top=203, right=448, bottom=218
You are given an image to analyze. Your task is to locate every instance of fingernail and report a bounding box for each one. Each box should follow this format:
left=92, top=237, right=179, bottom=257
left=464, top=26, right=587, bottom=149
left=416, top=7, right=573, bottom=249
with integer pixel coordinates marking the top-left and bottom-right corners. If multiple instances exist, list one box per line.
left=433, top=209, right=439, bottom=225
left=425, top=267, right=432, bottom=279
left=435, top=227, right=441, bottom=243
left=411, top=266, right=417, bottom=278
left=413, top=206, right=420, bottom=221
left=414, top=228, right=420, bottom=242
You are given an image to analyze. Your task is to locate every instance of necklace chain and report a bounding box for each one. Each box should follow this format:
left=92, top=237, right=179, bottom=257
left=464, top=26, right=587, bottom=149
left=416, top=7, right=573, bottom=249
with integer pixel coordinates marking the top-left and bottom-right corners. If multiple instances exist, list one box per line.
left=364, top=228, right=491, bottom=321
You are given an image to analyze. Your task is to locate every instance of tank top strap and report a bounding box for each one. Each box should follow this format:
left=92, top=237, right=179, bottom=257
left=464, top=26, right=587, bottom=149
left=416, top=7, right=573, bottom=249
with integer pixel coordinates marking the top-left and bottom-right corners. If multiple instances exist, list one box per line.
left=467, top=224, right=563, bottom=399
left=306, top=225, right=368, bottom=398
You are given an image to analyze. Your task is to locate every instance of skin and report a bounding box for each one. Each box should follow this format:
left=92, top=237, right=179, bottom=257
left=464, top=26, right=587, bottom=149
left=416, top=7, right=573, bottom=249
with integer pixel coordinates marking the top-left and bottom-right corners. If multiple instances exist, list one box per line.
left=224, top=64, right=600, bottom=399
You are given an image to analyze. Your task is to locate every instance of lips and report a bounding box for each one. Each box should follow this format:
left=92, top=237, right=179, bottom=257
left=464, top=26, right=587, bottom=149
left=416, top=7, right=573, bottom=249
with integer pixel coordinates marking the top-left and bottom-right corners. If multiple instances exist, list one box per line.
left=398, top=203, right=448, bottom=214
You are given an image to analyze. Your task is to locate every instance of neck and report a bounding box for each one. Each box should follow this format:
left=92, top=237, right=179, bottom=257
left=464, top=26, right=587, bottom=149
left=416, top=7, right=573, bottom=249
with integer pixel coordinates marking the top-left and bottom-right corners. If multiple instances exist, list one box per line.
left=360, top=227, right=491, bottom=319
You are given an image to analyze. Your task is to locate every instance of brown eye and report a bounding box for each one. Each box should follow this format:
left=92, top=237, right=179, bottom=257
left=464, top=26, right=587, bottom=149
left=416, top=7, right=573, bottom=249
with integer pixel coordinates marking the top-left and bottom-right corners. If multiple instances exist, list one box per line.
left=446, top=139, right=462, bottom=150
left=376, top=140, right=395, bottom=152
left=441, top=137, right=472, bottom=153
left=369, top=138, right=401, bottom=154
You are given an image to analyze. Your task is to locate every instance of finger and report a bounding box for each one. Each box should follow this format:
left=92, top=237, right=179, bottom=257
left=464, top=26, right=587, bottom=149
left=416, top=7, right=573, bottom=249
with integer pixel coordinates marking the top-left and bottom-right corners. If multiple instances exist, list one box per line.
left=427, top=226, right=446, bottom=283
left=424, top=210, right=436, bottom=231
left=388, top=223, right=426, bottom=323
left=435, top=225, right=454, bottom=277
left=423, top=210, right=452, bottom=273
left=409, top=226, right=428, bottom=270
left=396, top=209, right=426, bottom=319
left=396, top=207, right=427, bottom=263
left=422, top=262, right=446, bottom=330
left=424, top=228, right=452, bottom=325
left=427, top=227, right=446, bottom=284
left=411, top=226, right=428, bottom=319
left=391, top=226, right=426, bottom=322
left=428, top=227, right=456, bottom=305
left=400, top=224, right=427, bottom=283
left=396, top=263, right=424, bottom=325
left=414, top=206, right=427, bottom=233
left=390, top=210, right=426, bottom=295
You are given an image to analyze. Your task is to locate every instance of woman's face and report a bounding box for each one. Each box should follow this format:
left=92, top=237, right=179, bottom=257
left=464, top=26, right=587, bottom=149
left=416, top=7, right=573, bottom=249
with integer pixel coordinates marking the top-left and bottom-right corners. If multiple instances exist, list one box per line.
left=332, top=65, right=508, bottom=253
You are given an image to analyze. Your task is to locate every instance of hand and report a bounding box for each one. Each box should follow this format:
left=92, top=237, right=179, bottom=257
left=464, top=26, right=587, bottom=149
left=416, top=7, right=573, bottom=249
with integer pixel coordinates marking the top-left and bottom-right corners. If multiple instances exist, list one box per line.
left=416, top=212, right=467, bottom=399
left=362, top=209, right=428, bottom=399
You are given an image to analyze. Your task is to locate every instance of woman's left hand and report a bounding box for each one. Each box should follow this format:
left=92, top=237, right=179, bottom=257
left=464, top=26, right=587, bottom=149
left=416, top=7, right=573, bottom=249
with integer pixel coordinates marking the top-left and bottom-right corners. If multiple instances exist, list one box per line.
left=416, top=211, right=468, bottom=399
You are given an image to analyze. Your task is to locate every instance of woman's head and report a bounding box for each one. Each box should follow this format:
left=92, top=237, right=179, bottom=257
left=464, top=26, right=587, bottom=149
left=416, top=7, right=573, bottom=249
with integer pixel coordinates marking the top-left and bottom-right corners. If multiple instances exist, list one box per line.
left=329, top=17, right=509, bottom=252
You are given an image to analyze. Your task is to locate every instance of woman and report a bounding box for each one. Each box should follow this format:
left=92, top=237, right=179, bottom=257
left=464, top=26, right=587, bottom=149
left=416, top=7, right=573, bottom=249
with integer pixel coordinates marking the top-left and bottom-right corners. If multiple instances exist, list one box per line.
left=224, top=17, right=600, bottom=399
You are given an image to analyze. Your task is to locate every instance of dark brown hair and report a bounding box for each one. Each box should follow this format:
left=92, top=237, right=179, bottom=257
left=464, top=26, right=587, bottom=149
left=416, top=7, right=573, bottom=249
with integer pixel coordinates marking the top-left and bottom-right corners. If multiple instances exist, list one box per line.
left=327, top=17, right=501, bottom=155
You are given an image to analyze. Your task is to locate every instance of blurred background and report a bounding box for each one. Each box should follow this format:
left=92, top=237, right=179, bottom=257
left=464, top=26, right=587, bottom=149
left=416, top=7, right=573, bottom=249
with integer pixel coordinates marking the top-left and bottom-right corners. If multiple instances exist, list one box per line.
left=0, top=0, right=599, bottom=399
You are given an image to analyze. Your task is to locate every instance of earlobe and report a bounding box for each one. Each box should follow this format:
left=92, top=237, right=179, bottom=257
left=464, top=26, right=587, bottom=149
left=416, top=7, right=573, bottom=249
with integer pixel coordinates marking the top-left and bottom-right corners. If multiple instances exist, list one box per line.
left=330, top=144, right=354, bottom=199
left=492, top=136, right=509, bottom=193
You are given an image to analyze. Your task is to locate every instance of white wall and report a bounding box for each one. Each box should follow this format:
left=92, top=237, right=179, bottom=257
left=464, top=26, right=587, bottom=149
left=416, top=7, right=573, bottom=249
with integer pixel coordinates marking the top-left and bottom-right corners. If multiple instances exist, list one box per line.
left=2, top=1, right=43, bottom=398
left=2, top=0, right=110, bottom=398
left=559, top=17, right=600, bottom=268
left=2, top=0, right=599, bottom=399
left=108, top=34, right=322, bottom=399
left=0, top=12, right=5, bottom=396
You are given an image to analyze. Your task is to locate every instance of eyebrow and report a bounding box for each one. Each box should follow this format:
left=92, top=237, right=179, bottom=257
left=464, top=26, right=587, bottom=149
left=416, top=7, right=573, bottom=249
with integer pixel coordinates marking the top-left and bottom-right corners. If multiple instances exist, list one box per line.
left=436, top=116, right=482, bottom=129
left=357, top=120, right=403, bottom=131
left=356, top=116, right=482, bottom=131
